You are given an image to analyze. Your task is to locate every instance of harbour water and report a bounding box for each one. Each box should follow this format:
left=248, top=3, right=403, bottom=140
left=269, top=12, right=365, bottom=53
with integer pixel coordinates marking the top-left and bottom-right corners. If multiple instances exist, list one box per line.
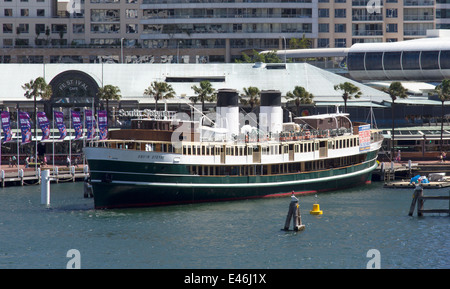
left=0, top=182, right=448, bottom=269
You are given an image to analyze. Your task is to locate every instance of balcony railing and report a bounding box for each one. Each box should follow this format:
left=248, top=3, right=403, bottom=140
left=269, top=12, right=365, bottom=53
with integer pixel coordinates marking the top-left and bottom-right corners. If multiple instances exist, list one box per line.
left=404, top=0, right=435, bottom=5
left=352, top=15, right=383, bottom=21
left=403, top=15, right=435, bottom=21
left=404, top=30, right=428, bottom=35
left=142, top=0, right=313, bottom=4
left=352, top=30, right=383, bottom=36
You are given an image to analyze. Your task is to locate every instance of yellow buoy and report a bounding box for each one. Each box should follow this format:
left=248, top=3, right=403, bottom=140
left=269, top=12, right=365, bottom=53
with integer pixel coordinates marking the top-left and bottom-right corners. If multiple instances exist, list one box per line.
left=310, top=203, right=323, bottom=215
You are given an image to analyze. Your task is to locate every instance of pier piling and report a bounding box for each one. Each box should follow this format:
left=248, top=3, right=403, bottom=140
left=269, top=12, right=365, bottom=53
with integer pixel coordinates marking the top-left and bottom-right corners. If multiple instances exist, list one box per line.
left=408, top=186, right=450, bottom=216
left=41, top=170, right=51, bottom=206
left=284, top=194, right=305, bottom=231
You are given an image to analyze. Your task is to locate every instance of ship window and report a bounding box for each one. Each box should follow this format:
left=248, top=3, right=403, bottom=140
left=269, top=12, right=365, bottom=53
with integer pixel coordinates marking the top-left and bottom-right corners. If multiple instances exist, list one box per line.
left=365, top=52, right=383, bottom=70
left=421, top=51, right=440, bottom=70
left=347, top=52, right=365, bottom=70
left=441, top=50, right=450, bottom=69
left=402, top=51, right=420, bottom=70
left=383, top=52, right=402, bottom=70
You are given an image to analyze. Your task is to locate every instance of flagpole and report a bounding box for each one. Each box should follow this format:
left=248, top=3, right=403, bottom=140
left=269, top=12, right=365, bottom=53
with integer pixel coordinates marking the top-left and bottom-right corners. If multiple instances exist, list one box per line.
left=52, top=107, right=55, bottom=171
left=35, top=109, right=38, bottom=172
left=83, top=107, right=86, bottom=167
left=69, top=109, right=72, bottom=166
left=16, top=106, right=19, bottom=175
left=91, top=97, right=94, bottom=146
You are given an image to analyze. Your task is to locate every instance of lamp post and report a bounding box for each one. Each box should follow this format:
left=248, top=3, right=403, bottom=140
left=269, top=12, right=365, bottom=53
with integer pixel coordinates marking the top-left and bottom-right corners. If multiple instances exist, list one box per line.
left=120, top=38, right=124, bottom=63
left=177, top=40, right=182, bottom=64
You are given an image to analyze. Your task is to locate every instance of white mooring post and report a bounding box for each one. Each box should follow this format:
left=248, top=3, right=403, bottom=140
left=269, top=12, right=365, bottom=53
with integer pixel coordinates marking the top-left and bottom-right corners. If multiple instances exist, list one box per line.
left=41, top=169, right=51, bottom=206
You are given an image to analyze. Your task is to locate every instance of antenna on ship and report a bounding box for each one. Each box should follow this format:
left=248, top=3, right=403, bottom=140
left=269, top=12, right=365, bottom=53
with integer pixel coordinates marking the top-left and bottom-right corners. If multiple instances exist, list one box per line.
left=365, top=96, right=378, bottom=129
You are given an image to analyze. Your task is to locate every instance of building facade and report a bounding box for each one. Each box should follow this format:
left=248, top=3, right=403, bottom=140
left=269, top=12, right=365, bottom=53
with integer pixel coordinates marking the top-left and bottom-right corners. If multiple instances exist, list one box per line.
left=317, top=0, right=446, bottom=48
left=0, top=0, right=449, bottom=63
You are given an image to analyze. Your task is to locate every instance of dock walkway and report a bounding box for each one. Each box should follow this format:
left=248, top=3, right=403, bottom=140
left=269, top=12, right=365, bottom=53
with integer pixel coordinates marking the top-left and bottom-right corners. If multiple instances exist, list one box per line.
left=0, top=165, right=89, bottom=187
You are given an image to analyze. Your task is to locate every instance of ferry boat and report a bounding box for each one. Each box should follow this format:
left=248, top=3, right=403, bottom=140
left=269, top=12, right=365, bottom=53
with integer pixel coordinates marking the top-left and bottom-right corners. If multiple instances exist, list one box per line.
left=84, top=89, right=383, bottom=209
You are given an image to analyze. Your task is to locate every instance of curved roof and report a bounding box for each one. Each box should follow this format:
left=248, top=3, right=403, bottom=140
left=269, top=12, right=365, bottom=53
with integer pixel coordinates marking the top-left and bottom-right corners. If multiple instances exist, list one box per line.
left=0, top=63, right=389, bottom=105
left=349, top=37, right=450, bottom=53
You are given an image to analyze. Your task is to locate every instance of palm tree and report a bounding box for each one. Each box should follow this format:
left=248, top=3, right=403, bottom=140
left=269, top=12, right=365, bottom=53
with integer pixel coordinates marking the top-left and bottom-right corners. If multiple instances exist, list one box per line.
left=97, top=84, right=122, bottom=125
left=22, top=76, right=53, bottom=138
left=286, top=86, right=314, bottom=116
left=333, top=82, right=362, bottom=113
left=191, top=80, right=216, bottom=112
left=144, top=81, right=176, bottom=111
left=239, top=86, right=260, bottom=112
left=382, top=81, right=408, bottom=160
left=433, top=79, right=450, bottom=154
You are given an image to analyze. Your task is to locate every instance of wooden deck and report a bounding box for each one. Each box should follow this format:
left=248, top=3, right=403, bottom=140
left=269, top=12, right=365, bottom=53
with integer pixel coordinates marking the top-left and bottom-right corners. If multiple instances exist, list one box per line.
left=0, top=165, right=89, bottom=187
left=384, top=179, right=450, bottom=189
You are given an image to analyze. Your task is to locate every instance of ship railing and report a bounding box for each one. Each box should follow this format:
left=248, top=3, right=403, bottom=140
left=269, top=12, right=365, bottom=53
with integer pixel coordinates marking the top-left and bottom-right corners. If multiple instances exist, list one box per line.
left=230, top=127, right=352, bottom=144
left=371, top=131, right=384, bottom=143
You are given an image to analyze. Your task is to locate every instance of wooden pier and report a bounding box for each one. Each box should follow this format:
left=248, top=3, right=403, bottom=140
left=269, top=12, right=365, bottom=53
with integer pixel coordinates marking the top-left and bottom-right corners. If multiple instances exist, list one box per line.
left=384, top=179, right=450, bottom=189
left=0, top=165, right=89, bottom=187
left=408, top=188, right=450, bottom=216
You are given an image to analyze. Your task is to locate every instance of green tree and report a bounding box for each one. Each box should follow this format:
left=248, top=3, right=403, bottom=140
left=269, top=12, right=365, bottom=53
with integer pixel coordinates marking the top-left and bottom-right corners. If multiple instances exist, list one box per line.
left=289, top=34, right=312, bottom=49
left=333, top=82, right=362, bottom=113
left=191, top=80, right=216, bottom=112
left=433, top=79, right=450, bottom=154
left=286, top=86, right=314, bottom=116
left=22, top=76, right=53, bottom=137
left=236, top=50, right=282, bottom=64
left=97, top=84, right=122, bottom=125
left=239, top=86, right=260, bottom=112
left=382, top=82, right=408, bottom=159
left=144, top=81, right=176, bottom=111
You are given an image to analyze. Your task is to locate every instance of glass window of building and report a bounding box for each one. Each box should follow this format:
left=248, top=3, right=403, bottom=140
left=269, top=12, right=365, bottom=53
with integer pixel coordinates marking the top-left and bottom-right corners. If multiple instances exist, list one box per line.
left=318, top=38, right=329, bottom=48
left=421, top=51, right=440, bottom=70
left=3, top=24, right=13, bottom=33
left=91, top=9, right=120, bottom=22
left=73, top=24, right=85, bottom=34
left=335, top=24, right=346, bottom=33
left=318, top=9, right=329, bottom=18
left=319, top=23, right=329, bottom=33
left=35, top=24, right=45, bottom=34
left=347, top=52, right=365, bottom=70
left=383, top=52, right=402, bottom=70
left=334, top=38, right=346, bottom=47
left=386, top=23, right=398, bottom=33
left=441, top=51, right=450, bottom=69
left=335, top=9, right=346, bottom=18
left=402, top=51, right=421, bottom=70
left=386, top=8, right=397, bottom=18
left=365, top=52, right=383, bottom=70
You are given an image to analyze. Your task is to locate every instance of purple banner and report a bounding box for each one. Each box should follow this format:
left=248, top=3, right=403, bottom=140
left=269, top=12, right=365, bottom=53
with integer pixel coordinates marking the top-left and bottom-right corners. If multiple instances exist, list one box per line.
left=19, top=111, right=32, bottom=144
left=54, top=111, right=67, bottom=140
left=84, top=109, right=97, bottom=140
left=85, top=110, right=96, bottom=140
left=37, top=112, right=50, bottom=141
left=71, top=110, right=83, bottom=140
left=1, top=111, right=12, bottom=143
left=97, top=110, right=108, bottom=140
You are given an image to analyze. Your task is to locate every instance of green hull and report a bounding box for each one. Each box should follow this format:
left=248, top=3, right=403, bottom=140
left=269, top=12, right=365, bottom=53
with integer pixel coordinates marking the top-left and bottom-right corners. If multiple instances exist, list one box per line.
left=88, top=151, right=378, bottom=209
